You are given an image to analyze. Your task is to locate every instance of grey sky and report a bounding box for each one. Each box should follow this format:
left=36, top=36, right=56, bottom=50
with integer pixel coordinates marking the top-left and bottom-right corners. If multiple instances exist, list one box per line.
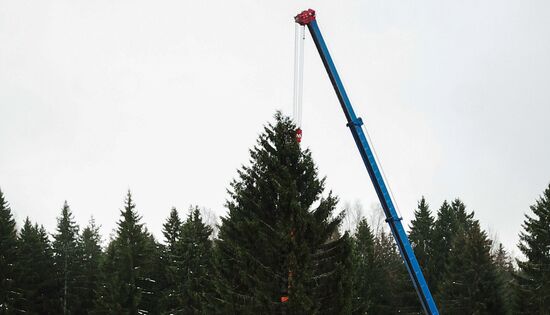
left=1, top=0, right=549, bottom=256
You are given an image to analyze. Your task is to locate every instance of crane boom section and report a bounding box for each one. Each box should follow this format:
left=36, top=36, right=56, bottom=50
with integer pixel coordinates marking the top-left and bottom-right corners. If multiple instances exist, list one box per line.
left=295, top=10, right=439, bottom=315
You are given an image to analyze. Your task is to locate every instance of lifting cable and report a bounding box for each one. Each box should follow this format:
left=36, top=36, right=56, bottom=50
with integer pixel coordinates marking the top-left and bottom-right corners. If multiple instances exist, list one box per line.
left=293, top=23, right=305, bottom=142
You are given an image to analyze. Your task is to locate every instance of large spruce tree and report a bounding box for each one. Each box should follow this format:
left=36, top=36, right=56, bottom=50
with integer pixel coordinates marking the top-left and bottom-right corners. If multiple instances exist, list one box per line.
left=408, top=196, right=435, bottom=287
left=215, top=113, right=351, bottom=314
left=493, top=243, right=516, bottom=314
left=517, top=183, right=550, bottom=313
left=78, top=218, right=103, bottom=314
left=178, top=206, right=215, bottom=314
left=52, top=201, right=81, bottom=314
left=95, top=191, right=158, bottom=314
left=15, top=218, right=59, bottom=314
left=352, top=219, right=417, bottom=314
left=431, top=199, right=475, bottom=293
left=0, top=189, right=18, bottom=312
left=160, top=207, right=184, bottom=312
left=437, top=220, right=506, bottom=314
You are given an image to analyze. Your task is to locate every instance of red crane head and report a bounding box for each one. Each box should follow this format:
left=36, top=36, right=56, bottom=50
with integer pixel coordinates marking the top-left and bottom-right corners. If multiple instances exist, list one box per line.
left=295, top=9, right=316, bottom=25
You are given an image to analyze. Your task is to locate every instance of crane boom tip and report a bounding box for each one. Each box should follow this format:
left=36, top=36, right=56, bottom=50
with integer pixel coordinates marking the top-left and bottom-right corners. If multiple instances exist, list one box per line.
left=295, top=9, right=316, bottom=25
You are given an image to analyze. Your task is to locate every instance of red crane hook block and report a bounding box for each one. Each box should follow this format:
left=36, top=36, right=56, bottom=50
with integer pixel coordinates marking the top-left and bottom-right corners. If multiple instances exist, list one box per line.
left=295, top=128, right=303, bottom=143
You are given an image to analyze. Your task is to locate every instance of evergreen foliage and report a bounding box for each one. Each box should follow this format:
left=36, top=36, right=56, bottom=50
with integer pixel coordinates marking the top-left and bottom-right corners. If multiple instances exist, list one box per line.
left=0, top=189, right=18, bottom=313
left=431, top=199, right=475, bottom=292
left=437, top=221, right=506, bottom=314
left=351, top=219, right=417, bottom=314
left=351, top=219, right=376, bottom=315
left=3, top=113, right=547, bottom=315
left=159, top=207, right=183, bottom=313
left=517, top=183, right=550, bottom=314
left=492, top=243, right=516, bottom=314
left=78, top=218, right=103, bottom=314
left=95, top=191, right=158, bottom=314
left=178, top=206, right=215, bottom=314
left=215, top=113, right=351, bottom=314
left=52, top=201, right=81, bottom=314
left=14, top=218, right=59, bottom=314
left=408, top=196, right=435, bottom=287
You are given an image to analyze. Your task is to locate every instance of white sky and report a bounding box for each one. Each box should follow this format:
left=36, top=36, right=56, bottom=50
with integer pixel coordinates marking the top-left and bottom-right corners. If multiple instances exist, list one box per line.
left=1, top=0, right=549, bottom=256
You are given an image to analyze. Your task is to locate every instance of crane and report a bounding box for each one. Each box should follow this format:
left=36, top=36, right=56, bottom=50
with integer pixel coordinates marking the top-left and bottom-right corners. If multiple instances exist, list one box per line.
left=293, top=9, right=439, bottom=315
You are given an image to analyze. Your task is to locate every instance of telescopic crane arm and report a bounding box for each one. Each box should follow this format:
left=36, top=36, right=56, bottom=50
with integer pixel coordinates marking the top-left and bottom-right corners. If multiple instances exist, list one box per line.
left=295, top=9, right=439, bottom=315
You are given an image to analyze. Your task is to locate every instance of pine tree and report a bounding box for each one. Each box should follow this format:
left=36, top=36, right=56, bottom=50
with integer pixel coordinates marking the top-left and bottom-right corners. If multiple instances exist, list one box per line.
left=78, top=218, right=103, bottom=314
left=408, top=196, right=435, bottom=287
left=437, top=221, right=507, bottom=314
left=178, top=206, right=214, bottom=314
left=52, top=201, right=81, bottom=314
left=15, top=218, right=59, bottom=314
left=0, top=189, right=18, bottom=313
left=215, top=113, right=351, bottom=314
left=517, top=183, right=550, bottom=313
left=95, top=191, right=158, bottom=314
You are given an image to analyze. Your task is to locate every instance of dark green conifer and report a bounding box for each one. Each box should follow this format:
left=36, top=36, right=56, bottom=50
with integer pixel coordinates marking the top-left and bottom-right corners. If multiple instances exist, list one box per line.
left=431, top=199, right=475, bottom=293
left=15, top=218, right=59, bottom=314
left=52, top=201, right=81, bottom=314
left=163, top=207, right=182, bottom=254
left=351, top=219, right=380, bottom=314
left=438, top=221, right=506, bottom=314
left=159, top=207, right=184, bottom=313
left=408, top=196, right=435, bottom=287
left=0, top=189, right=18, bottom=312
left=78, top=218, right=103, bottom=314
left=517, top=183, right=550, bottom=313
left=215, top=113, right=351, bottom=314
left=493, top=243, right=516, bottom=314
left=95, top=191, right=158, bottom=314
left=178, top=206, right=214, bottom=314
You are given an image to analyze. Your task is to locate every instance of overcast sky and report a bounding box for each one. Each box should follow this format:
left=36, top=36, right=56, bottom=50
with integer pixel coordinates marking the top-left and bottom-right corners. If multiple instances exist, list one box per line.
left=1, top=0, right=549, bottom=256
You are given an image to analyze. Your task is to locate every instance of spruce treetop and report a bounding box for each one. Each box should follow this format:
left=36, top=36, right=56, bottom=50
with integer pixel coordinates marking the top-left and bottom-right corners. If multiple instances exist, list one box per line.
left=517, top=183, right=550, bottom=313
left=162, top=207, right=182, bottom=250
left=0, top=188, right=16, bottom=236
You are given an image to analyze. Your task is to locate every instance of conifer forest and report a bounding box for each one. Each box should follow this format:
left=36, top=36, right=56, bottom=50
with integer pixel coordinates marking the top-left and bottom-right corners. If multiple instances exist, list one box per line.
left=1, top=113, right=550, bottom=314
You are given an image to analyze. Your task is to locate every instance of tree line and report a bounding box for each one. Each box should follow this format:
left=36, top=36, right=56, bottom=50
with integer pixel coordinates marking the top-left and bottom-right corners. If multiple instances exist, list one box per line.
left=0, top=113, right=549, bottom=314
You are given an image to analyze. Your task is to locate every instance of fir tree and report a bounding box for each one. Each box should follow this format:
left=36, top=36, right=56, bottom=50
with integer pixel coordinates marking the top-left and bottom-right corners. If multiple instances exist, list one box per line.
left=52, top=201, right=81, bottom=314
left=351, top=219, right=381, bottom=314
left=0, top=189, right=18, bottom=313
left=215, top=112, right=351, bottom=314
left=437, top=221, right=507, bottom=314
left=408, top=196, right=435, bottom=287
left=517, top=183, right=550, bottom=313
left=375, top=231, right=419, bottom=314
left=431, top=199, right=475, bottom=293
left=159, top=207, right=184, bottom=313
left=163, top=207, right=182, bottom=255
left=178, top=206, right=214, bottom=314
left=77, top=218, right=103, bottom=314
left=492, top=243, right=516, bottom=314
left=14, top=218, right=59, bottom=314
left=95, top=191, right=158, bottom=314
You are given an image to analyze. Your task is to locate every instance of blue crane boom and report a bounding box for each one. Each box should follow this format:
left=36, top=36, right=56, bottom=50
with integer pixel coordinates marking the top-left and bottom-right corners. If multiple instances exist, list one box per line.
left=294, top=9, right=439, bottom=315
